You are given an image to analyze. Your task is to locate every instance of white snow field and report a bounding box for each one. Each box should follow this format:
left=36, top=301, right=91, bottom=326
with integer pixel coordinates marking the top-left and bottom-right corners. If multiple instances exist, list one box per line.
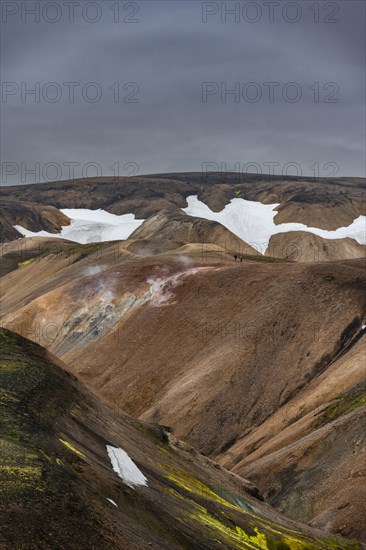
left=13, top=199, right=365, bottom=252
left=14, top=208, right=144, bottom=244
left=106, top=445, right=148, bottom=488
left=182, top=195, right=366, bottom=253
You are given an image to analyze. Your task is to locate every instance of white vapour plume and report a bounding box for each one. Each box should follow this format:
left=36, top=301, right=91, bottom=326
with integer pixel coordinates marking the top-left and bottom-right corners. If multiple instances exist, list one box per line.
left=82, top=265, right=115, bottom=303
left=99, top=288, right=115, bottom=303
left=177, top=255, right=192, bottom=266
left=83, top=265, right=107, bottom=276
left=146, top=276, right=175, bottom=306
left=95, top=277, right=115, bottom=303
left=145, top=266, right=215, bottom=307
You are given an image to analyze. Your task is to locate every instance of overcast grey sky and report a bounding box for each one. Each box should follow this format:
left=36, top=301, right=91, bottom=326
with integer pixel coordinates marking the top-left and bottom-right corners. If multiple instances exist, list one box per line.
left=1, top=0, right=365, bottom=185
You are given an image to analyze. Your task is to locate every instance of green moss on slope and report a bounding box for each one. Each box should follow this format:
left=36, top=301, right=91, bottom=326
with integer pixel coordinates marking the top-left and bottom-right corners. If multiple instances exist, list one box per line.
left=17, top=258, right=33, bottom=268
left=319, top=385, right=366, bottom=425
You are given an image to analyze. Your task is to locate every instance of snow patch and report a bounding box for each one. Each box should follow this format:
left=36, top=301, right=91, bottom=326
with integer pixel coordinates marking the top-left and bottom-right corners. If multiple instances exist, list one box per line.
left=182, top=195, right=366, bottom=252
left=106, top=445, right=147, bottom=488
left=107, top=498, right=118, bottom=507
left=14, top=208, right=144, bottom=244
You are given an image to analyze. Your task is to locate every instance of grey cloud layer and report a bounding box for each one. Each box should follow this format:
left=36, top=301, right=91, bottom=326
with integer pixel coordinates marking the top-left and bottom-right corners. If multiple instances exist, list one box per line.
left=1, top=0, right=365, bottom=184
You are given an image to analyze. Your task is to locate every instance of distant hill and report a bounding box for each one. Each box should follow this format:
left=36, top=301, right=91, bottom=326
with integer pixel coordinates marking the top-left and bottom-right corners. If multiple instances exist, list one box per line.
left=1, top=172, right=365, bottom=229
left=129, top=209, right=260, bottom=256
left=0, top=199, right=70, bottom=242
left=1, top=173, right=365, bottom=261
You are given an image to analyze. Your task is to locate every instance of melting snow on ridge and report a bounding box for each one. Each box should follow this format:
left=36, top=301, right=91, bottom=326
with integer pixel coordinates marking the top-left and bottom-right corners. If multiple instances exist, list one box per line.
left=106, top=445, right=147, bottom=488
left=14, top=208, right=144, bottom=244
left=182, top=195, right=366, bottom=253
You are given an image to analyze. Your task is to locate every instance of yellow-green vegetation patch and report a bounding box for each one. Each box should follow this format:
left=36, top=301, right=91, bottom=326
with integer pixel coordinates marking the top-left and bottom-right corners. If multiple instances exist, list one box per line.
left=0, top=465, right=44, bottom=493
left=0, top=439, right=46, bottom=495
left=0, top=329, right=21, bottom=353
left=322, top=387, right=366, bottom=424
left=162, top=465, right=356, bottom=550
left=43, top=242, right=104, bottom=261
left=0, top=388, right=19, bottom=405
left=168, top=487, right=311, bottom=550
left=37, top=448, right=54, bottom=462
left=70, top=404, right=80, bottom=416
left=189, top=507, right=315, bottom=550
left=17, top=258, right=33, bottom=268
left=190, top=502, right=266, bottom=549
left=0, top=438, right=31, bottom=464
left=0, top=360, right=45, bottom=396
left=59, top=438, right=86, bottom=458
left=162, top=464, right=243, bottom=511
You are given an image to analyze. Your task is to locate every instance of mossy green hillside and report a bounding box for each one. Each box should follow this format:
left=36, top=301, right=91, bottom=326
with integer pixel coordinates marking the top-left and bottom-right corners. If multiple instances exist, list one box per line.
left=158, top=464, right=359, bottom=549
left=318, top=385, right=366, bottom=426
left=0, top=328, right=103, bottom=548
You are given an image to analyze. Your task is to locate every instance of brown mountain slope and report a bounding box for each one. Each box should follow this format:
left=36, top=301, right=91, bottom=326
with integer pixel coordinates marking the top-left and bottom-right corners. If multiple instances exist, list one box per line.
left=266, top=232, right=365, bottom=262
left=0, top=199, right=70, bottom=242
left=129, top=209, right=259, bottom=256
left=217, top=337, right=366, bottom=541
left=1, top=173, right=365, bottom=230
left=0, top=240, right=365, bottom=541
left=4, top=327, right=360, bottom=549
left=0, top=218, right=23, bottom=242
left=0, top=236, right=75, bottom=277
left=144, top=173, right=366, bottom=230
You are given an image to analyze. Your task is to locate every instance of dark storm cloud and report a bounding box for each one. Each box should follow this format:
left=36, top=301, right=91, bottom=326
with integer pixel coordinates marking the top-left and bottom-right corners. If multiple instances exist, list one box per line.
left=1, top=0, right=365, bottom=185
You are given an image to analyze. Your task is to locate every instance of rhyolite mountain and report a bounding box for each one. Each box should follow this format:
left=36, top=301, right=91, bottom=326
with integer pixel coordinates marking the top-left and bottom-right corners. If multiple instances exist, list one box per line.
left=2, top=327, right=362, bottom=550
left=1, top=173, right=365, bottom=261
left=128, top=209, right=260, bottom=256
left=1, top=236, right=365, bottom=544
left=0, top=199, right=70, bottom=242
left=1, top=173, right=365, bottom=229
left=1, top=172, right=365, bottom=547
